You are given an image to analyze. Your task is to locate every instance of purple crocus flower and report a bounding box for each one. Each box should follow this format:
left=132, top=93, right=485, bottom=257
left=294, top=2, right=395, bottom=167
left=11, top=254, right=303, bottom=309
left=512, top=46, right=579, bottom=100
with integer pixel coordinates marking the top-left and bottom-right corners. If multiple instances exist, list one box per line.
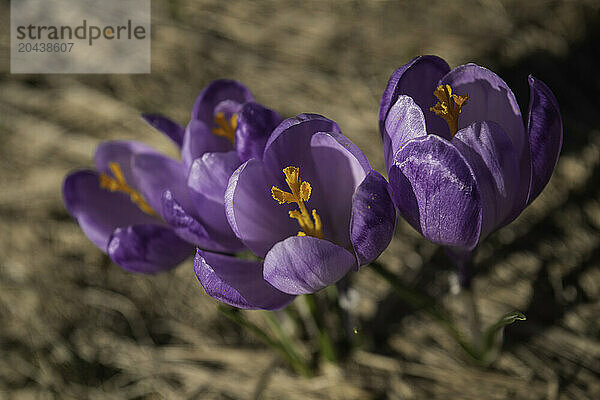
left=63, top=80, right=282, bottom=273
left=195, top=114, right=397, bottom=310
left=63, top=140, right=194, bottom=273
left=379, top=56, right=562, bottom=284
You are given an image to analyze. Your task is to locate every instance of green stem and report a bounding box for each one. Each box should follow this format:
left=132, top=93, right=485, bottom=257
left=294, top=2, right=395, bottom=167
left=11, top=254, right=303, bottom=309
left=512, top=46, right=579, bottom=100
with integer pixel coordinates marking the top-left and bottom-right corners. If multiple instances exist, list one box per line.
left=217, top=305, right=313, bottom=376
left=304, top=294, right=337, bottom=363
left=460, top=288, right=483, bottom=351
left=284, top=303, right=308, bottom=339
left=262, top=311, right=313, bottom=376
left=369, top=261, right=480, bottom=360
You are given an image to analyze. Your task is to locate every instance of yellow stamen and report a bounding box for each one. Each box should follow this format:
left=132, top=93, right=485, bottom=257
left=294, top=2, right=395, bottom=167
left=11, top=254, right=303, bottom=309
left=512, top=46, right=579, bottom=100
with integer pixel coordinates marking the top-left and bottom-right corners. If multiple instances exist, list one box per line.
left=211, top=112, right=238, bottom=144
left=430, top=84, right=469, bottom=137
left=99, top=162, right=159, bottom=217
left=271, top=166, right=324, bottom=239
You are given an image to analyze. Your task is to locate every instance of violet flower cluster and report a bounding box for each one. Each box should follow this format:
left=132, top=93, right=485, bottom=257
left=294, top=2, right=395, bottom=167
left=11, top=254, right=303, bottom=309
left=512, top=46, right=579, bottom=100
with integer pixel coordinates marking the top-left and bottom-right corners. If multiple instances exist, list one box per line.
left=64, top=80, right=396, bottom=309
left=64, top=55, right=562, bottom=309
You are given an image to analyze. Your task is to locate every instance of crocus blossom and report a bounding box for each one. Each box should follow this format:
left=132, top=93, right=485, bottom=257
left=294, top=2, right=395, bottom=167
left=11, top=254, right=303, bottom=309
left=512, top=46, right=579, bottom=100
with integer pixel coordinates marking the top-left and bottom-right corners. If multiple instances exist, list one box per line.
left=63, top=140, right=194, bottom=273
left=63, top=80, right=281, bottom=273
left=379, top=56, right=562, bottom=265
left=195, top=114, right=396, bottom=310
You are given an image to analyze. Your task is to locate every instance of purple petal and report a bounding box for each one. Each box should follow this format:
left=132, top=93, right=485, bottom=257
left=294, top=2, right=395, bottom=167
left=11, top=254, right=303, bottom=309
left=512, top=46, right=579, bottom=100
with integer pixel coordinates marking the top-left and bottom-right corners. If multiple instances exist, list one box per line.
left=442, top=65, right=529, bottom=179
left=191, top=79, right=254, bottom=124
left=189, top=151, right=241, bottom=204
left=383, top=95, right=428, bottom=172
left=313, top=131, right=371, bottom=174
left=309, top=132, right=369, bottom=246
left=235, top=102, right=283, bottom=162
left=182, top=119, right=233, bottom=171
left=214, top=100, right=244, bottom=119
left=262, top=115, right=343, bottom=228
left=379, top=55, right=451, bottom=139
left=263, top=236, right=356, bottom=295
left=161, top=190, right=241, bottom=252
left=161, top=190, right=208, bottom=243
left=526, top=75, right=563, bottom=204
left=141, top=114, right=185, bottom=148
left=263, top=114, right=341, bottom=175
left=225, top=159, right=297, bottom=258
left=350, top=170, right=396, bottom=266
left=131, top=152, right=192, bottom=218
left=108, top=224, right=193, bottom=274
left=195, top=249, right=295, bottom=310
left=453, top=121, right=521, bottom=238
left=188, top=152, right=242, bottom=246
left=94, top=140, right=157, bottom=185
left=440, top=64, right=525, bottom=146
left=63, top=170, right=158, bottom=250
left=440, top=64, right=531, bottom=220
left=389, top=135, right=482, bottom=249
left=187, top=152, right=244, bottom=250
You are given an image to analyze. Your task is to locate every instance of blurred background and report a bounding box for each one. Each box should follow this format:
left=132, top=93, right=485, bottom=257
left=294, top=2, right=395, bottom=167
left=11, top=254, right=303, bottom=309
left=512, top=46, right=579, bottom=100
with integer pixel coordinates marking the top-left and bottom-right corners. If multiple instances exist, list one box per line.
left=1, top=0, right=599, bottom=398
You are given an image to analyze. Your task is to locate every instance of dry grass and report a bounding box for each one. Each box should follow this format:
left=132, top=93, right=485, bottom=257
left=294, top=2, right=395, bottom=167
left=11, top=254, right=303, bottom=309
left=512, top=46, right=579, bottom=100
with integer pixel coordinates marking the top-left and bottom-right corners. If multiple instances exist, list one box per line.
left=1, top=0, right=599, bottom=398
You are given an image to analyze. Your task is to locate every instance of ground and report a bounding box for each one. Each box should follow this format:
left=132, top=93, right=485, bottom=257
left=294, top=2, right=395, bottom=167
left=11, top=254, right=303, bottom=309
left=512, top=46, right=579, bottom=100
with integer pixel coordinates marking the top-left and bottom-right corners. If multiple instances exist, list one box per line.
left=1, top=1, right=599, bottom=399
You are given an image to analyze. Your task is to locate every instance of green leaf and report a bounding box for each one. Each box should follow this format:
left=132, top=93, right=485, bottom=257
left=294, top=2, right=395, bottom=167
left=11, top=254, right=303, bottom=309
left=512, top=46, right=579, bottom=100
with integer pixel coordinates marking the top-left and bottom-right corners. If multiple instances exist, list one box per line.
left=484, top=311, right=526, bottom=344
left=480, top=311, right=526, bottom=363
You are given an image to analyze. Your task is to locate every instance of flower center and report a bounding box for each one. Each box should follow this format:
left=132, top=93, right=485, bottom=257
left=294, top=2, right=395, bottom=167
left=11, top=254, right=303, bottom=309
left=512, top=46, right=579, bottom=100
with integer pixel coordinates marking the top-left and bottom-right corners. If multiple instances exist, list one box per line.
left=271, top=166, right=323, bottom=239
left=211, top=112, right=238, bottom=144
left=430, top=84, right=469, bottom=137
left=99, top=162, right=159, bottom=217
